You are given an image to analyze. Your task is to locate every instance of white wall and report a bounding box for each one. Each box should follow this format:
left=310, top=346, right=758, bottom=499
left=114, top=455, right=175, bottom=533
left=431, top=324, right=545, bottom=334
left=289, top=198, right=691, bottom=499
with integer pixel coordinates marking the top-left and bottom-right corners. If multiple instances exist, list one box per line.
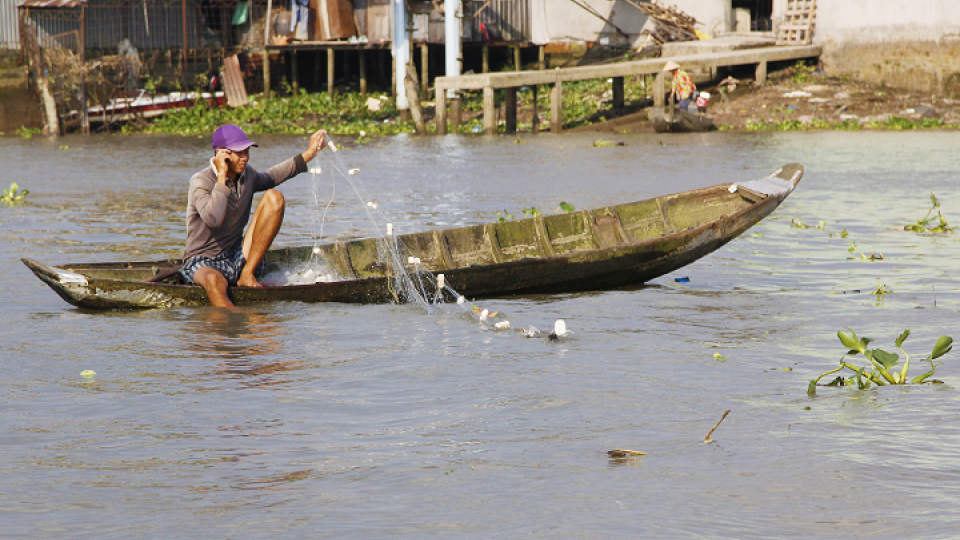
left=531, top=0, right=648, bottom=46
left=815, top=0, right=960, bottom=44
left=668, top=0, right=730, bottom=36
left=530, top=0, right=732, bottom=46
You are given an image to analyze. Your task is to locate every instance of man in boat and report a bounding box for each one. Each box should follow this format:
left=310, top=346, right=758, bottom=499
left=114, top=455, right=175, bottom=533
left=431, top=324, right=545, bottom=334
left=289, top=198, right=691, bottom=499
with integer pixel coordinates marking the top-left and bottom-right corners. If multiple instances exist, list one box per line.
left=664, top=61, right=696, bottom=112
left=180, top=124, right=327, bottom=307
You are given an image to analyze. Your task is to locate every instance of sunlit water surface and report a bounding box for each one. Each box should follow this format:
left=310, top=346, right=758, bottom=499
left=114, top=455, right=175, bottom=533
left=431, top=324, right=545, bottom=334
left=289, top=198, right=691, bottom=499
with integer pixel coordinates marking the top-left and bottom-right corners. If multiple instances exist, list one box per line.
left=2, top=131, right=960, bottom=539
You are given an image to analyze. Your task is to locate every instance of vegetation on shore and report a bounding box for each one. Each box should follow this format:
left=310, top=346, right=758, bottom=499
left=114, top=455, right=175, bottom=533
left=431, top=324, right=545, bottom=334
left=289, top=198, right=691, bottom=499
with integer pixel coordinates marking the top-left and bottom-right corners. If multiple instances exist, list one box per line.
left=104, top=60, right=960, bottom=136
left=142, top=77, right=653, bottom=136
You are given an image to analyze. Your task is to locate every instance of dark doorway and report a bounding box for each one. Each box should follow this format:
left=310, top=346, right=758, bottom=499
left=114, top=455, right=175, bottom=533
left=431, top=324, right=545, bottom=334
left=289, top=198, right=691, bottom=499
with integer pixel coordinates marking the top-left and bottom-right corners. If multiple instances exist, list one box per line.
left=732, top=0, right=773, bottom=31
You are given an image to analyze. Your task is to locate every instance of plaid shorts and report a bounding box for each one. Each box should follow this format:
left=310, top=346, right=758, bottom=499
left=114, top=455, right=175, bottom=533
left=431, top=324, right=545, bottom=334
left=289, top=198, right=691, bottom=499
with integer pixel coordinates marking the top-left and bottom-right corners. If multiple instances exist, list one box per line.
left=180, top=240, right=265, bottom=286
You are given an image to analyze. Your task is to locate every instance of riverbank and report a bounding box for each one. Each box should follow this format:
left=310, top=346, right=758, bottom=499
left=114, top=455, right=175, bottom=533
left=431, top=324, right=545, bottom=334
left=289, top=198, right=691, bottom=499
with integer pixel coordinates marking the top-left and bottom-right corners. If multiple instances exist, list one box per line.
left=122, top=62, right=960, bottom=137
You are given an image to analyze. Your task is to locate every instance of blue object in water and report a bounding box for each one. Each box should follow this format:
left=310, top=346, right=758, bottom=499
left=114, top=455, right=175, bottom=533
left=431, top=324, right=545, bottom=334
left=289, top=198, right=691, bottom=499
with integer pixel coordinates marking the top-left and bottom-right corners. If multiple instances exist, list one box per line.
left=675, top=277, right=690, bottom=283
left=471, top=126, right=483, bottom=133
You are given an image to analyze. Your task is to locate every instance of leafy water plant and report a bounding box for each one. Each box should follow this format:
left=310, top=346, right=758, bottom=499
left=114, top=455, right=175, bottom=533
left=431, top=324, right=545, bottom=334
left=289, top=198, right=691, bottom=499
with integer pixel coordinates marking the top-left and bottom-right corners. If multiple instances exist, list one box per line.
left=1, top=182, right=29, bottom=203
left=847, top=240, right=882, bottom=261
left=16, top=126, right=42, bottom=139
left=807, top=329, right=953, bottom=396
left=904, top=193, right=953, bottom=233
left=791, top=217, right=825, bottom=230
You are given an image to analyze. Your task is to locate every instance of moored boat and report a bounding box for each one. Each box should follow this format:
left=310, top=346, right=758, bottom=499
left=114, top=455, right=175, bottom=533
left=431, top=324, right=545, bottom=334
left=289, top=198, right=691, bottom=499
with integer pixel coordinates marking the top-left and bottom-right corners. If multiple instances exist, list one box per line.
left=23, top=163, right=803, bottom=310
left=649, top=107, right=715, bottom=133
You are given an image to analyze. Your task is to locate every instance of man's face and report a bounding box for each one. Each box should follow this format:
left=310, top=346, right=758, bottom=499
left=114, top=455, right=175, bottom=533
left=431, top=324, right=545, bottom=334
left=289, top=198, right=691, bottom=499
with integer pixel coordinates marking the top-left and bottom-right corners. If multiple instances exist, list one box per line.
left=225, top=148, right=250, bottom=176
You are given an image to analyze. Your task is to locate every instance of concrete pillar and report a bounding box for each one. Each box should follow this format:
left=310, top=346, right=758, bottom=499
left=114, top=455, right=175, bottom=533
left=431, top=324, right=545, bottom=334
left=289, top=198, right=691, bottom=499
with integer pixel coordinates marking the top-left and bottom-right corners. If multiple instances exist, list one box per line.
left=393, top=0, right=409, bottom=110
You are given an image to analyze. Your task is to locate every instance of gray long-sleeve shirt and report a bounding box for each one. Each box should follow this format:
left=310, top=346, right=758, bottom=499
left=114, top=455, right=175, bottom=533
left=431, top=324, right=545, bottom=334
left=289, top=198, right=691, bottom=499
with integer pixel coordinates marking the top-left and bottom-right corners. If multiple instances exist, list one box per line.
left=184, top=154, right=307, bottom=259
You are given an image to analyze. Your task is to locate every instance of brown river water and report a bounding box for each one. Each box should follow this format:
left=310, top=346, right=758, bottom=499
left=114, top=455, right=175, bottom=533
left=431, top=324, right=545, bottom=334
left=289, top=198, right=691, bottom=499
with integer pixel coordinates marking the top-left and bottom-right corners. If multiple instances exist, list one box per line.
left=2, top=130, right=960, bottom=539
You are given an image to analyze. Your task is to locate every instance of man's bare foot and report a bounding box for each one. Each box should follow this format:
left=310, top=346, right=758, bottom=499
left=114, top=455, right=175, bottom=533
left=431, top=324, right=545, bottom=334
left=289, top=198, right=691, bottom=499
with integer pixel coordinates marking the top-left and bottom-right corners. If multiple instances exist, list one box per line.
left=237, top=274, right=264, bottom=288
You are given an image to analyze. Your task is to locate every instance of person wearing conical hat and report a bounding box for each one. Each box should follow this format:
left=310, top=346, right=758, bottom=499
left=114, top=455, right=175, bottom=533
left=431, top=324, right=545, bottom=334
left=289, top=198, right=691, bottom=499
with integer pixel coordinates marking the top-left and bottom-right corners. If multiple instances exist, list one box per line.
left=663, top=61, right=696, bottom=111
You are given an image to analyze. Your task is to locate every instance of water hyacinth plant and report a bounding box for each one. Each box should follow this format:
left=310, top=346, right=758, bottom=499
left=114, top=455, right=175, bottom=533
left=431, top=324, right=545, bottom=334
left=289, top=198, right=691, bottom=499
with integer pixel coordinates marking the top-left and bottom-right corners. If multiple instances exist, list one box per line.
left=1, top=183, right=29, bottom=203
left=904, top=193, right=953, bottom=233
left=807, top=329, right=953, bottom=395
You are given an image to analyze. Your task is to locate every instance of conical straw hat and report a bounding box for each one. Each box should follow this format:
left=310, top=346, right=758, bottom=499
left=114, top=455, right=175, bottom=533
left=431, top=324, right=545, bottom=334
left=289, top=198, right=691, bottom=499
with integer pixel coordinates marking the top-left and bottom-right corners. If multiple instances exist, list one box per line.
left=662, top=61, right=680, bottom=72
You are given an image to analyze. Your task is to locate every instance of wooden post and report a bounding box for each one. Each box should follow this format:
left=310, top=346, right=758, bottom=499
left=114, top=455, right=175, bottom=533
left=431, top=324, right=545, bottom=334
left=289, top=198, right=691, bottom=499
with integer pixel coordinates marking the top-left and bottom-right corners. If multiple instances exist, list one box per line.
left=80, top=4, right=88, bottom=134
left=482, top=43, right=489, bottom=73
left=263, top=48, right=271, bottom=97
left=483, top=85, right=495, bottom=134
left=654, top=71, right=665, bottom=107
left=550, top=81, right=562, bottom=133
left=181, top=0, right=187, bottom=65
left=420, top=42, right=428, bottom=96
left=391, top=50, right=396, bottom=97
left=404, top=62, right=426, bottom=134
left=436, top=85, right=447, bottom=134
left=327, top=48, right=335, bottom=95
left=532, top=85, right=539, bottom=133
left=291, top=49, right=299, bottom=93
left=538, top=45, right=545, bottom=70
left=513, top=45, right=521, bottom=71
left=505, top=87, right=517, bottom=133
left=359, top=49, right=367, bottom=97
left=451, top=95, right=462, bottom=128
left=612, top=76, right=624, bottom=110
left=756, top=60, right=768, bottom=85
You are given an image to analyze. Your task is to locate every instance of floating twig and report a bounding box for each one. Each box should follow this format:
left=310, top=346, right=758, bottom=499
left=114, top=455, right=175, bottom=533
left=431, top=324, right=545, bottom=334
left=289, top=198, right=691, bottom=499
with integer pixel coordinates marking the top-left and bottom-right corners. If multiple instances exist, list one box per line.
left=704, top=410, right=731, bottom=443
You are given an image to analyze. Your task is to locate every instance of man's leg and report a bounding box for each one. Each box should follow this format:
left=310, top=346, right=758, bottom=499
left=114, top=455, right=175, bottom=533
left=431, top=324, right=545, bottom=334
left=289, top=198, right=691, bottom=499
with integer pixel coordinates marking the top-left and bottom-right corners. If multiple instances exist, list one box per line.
left=194, top=266, right=234, bottom=308
left=239, top=189, right=285, bottom=287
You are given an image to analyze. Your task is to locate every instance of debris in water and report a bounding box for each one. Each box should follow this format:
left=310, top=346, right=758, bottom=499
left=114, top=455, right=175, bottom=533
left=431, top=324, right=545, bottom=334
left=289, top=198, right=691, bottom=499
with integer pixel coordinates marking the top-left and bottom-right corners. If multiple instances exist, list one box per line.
left=704, top=410, right=731, bottom=444
left=408, top=257, right=421, bottom=265
left=607, top=449, right=646, bottom=457
left=310, top=167, right=322, bottom=174
left=313, top=246, right=322, bottom=255
left=548, top=319, right=568, bottom=341
left=494, top=321, right=511, bottom=330
left=349, top=169, right=359, bottom=175
left=80, top=370, right=96, bottom=378
left=728, top=184, right=738, bottom=193
left=675, top=277, right=690, bottom=283
left=523, top=326, right=541, bottom=338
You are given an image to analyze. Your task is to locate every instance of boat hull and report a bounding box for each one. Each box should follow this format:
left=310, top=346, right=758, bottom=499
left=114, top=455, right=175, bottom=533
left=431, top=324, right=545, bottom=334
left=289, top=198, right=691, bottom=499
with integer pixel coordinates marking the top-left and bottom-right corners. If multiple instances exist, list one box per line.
left=23, top=163, right=802, bottom=310
left=649, top=107, right=714, bottom=133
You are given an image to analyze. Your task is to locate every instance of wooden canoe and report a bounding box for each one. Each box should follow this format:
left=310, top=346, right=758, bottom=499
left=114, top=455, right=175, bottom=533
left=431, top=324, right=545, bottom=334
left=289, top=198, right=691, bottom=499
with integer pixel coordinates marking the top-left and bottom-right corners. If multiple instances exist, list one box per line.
left=649, top=107, right=715, bottom=133
left=23, top=163, right=803, bottom=310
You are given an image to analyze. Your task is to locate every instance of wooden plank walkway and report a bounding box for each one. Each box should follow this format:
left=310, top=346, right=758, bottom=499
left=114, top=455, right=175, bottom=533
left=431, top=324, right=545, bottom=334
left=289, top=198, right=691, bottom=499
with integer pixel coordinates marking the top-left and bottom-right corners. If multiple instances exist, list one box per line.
left=434, top=44, right=822, bottom=134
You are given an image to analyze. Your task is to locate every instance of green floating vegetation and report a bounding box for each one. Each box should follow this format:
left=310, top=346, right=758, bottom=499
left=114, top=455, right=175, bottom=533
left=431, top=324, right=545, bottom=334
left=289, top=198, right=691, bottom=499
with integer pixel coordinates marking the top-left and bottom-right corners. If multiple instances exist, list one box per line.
left=16, top=126, right=43, bottom=139
left=847, top=240, right=882, bottom=261
left=808, top=329, right=953, bottom=395
left=904, top=193, right=954, bottom=233
left=1, top=182, right=29, bottom=203
left=791, top=217, right=825, bottom=230
left=497, top=202, right=575, bottom=222
left=736, top=116, right=950, bottom=132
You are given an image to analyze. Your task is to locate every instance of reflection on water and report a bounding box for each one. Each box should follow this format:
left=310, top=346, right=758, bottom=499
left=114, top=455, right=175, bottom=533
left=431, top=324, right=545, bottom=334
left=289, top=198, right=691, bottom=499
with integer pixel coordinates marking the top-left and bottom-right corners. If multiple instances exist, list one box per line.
left=3, top=131, right=960, bottom=539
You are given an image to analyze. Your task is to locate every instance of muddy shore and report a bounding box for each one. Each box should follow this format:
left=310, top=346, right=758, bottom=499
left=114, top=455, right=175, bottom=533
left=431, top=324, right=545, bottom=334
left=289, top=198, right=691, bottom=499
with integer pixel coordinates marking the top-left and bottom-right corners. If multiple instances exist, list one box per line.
left=572, top=67, right=960, bottom=134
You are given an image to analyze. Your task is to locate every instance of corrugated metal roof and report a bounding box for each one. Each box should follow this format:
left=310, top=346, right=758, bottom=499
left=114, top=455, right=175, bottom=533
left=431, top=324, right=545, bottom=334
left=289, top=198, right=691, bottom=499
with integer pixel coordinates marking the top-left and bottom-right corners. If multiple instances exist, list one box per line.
left=19, top=0, right=86, bottom=8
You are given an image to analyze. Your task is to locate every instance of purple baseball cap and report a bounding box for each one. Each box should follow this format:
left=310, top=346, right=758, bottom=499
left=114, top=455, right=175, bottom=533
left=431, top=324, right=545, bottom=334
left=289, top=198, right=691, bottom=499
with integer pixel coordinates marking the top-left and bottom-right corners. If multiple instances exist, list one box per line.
left=211, top=124, right=258, bottom=151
